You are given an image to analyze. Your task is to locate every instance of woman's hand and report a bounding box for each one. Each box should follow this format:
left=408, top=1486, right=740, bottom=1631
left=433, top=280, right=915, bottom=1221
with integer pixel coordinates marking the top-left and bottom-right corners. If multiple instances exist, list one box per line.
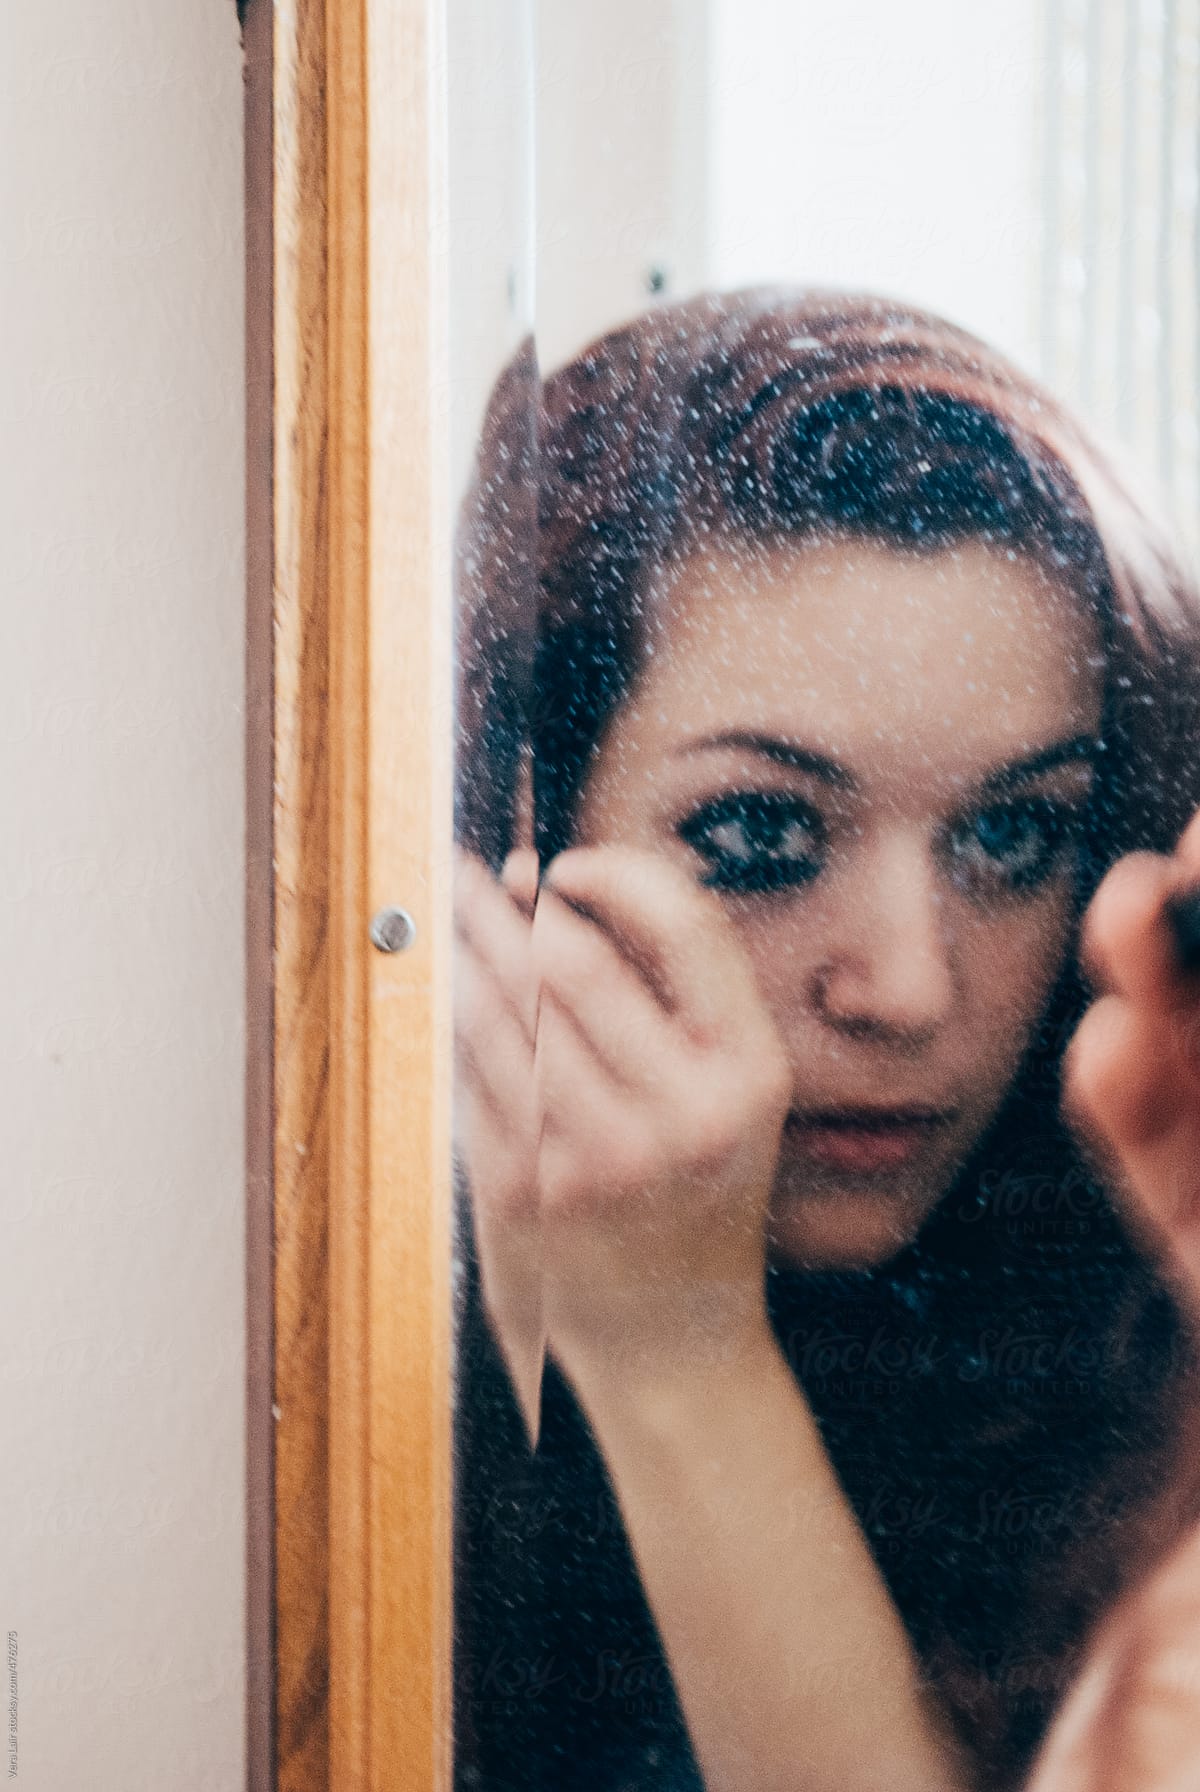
left=1063, top=808, right=1200, bottom=1320
left=453, top=847, right=544, bottom=1440
left=528, top=846, right=792, bottom=1392
left=1030, top=809, right=1200, bottom=1791
left=1026, top=1517, right=1200, bottom=1792
left=454, top=842, right=792, bottom=1415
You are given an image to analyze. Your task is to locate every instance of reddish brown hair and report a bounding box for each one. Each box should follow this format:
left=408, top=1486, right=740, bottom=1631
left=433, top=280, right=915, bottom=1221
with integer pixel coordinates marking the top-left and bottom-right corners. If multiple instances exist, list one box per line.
left=456, top=289, right=1200, bottom=878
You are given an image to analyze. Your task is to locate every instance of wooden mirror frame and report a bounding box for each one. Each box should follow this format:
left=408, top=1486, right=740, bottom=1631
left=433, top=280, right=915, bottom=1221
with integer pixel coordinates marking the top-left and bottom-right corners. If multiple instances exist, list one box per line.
left=244, top=2, right=454, bottom=1788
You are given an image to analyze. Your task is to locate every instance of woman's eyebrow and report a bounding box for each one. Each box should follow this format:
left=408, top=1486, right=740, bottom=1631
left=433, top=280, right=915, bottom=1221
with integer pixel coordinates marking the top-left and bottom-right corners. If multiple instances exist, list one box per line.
left=675, top=730, right=856, bottom=788
left=676, top=729, right=1100, bottom=795
left=977, top=733, right=1100, bottom=793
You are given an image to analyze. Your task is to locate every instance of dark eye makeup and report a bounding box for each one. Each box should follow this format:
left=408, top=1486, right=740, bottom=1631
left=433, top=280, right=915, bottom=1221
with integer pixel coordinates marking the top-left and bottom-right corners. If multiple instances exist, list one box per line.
left=676, top=790, right=1087, bottom=898
left=938, top=796, right=1086, bottom=893
left=676, top=791, right=827, bottom=892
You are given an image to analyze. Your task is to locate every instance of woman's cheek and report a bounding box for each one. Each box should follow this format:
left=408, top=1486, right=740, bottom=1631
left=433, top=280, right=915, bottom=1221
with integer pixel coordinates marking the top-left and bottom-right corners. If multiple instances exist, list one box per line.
left=971, top=894, right=1077, bottom=1067
left=723, top=911, right=811, bottom=1034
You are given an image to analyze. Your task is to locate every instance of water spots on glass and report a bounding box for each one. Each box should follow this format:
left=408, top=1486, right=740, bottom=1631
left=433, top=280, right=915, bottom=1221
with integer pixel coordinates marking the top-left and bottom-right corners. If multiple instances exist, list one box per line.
left=451, top=283, right=1200, bottom=1792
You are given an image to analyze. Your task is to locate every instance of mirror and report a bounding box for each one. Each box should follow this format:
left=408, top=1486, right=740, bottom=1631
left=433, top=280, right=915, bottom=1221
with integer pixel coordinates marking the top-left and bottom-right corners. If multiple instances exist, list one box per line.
left=446, top=7, right=1200, bottom=1789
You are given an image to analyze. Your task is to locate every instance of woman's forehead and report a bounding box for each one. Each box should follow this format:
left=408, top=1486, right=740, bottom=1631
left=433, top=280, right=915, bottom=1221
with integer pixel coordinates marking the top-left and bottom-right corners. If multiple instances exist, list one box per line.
left=614, top=534, right=1106, bottom=786
left=651, top=531, right=1095, bottom=629
left=647, top=534, right=1099, bottom=682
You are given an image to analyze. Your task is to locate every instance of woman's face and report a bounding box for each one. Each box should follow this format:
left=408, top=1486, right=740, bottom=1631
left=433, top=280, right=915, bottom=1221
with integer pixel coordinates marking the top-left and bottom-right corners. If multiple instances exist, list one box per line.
left=571, top=533, right=1105, bottom=1270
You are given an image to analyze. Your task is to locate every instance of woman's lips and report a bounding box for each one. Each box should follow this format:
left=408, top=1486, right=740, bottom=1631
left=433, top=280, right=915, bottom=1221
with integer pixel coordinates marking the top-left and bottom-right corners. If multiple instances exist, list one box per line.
left=782, top=1106, right=958, bottom=1176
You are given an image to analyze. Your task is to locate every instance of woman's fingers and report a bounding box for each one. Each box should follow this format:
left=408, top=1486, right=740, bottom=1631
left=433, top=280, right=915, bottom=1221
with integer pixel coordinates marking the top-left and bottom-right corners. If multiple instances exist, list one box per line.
left=541, top=845, right=770, bottom=1046
left=454, top=936, right=538, bottom=1125
left=455, top=848, right=538, bottom=1042
left=531, top=885, right=679, bottom=1086
left=1066, top=995, right=1192, bottom=1152
left=454, top=853, right=545, bottom=1446
left=533, top=993, right=642, bottom=1161
left=1066, top=814, right=1200, bottom=1322
left=1082, top=848, right=1200, bottom=1019
left=500, top=847, right=540, bottom=918
left=1080, top=852, right=1182, bottom=1007
left=1028, top=1510, right=1200, bottom=1792
left=1066, top=993, right=1200, bottom=1317
left=457, top=847, right=687, bottom=1124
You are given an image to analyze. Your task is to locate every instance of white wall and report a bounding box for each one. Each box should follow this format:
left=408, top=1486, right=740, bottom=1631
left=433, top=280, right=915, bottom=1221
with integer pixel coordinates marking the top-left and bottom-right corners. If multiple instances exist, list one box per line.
left=516, top=2, right=1039, bottom=377
left=709, top=0, right=1040, bottom=371
left=534, top=0, right=709, bottom=370
left=0, top=4, right=247, bottom=1788
left=447, top=0, right=709, bottom=490
left=447, top=0, right=536, bottom=498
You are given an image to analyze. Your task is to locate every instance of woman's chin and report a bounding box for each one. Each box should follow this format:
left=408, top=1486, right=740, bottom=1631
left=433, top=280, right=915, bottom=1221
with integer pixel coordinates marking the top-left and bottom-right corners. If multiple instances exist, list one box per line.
left=765, top=1174, right=940, bottom=1272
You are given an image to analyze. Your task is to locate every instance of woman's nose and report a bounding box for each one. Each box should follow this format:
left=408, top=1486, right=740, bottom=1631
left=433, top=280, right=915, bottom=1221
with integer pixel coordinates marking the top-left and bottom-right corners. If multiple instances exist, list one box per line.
left=813, top=832, right=956, bottom=1045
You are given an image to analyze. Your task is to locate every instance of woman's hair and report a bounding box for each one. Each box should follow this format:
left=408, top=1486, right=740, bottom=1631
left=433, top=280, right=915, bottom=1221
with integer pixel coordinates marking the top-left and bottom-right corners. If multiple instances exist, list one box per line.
left=456, top=288, right=1200, bottom=878
left=452, top=290, right=1200, bottom=1789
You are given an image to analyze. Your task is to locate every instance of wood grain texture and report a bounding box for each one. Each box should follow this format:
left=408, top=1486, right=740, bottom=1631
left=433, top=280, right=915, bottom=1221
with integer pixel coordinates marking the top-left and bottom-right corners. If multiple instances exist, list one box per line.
left=358, top=1, right=453, bottom=1775
left=274, top=0, right=332, bottom=1785
left=244, top=0, right=278, bottom=1788
left=272, top=0, right=454, bottom=1788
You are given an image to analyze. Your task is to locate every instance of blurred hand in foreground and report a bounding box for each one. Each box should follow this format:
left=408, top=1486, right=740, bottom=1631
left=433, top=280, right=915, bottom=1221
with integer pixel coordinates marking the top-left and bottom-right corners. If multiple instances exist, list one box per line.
left=1031, top=809, right=1200, bottom=1791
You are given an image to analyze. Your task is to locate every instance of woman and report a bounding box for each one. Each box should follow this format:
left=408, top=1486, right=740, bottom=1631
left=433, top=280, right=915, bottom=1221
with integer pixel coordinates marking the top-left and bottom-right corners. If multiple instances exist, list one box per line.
left=451, top=290, right=1200, bottom=1792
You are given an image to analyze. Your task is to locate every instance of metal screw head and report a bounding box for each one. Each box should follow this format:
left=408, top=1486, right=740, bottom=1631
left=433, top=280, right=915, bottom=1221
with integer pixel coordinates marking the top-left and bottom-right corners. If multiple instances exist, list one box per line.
left=369, top=906, right=417, bottom=953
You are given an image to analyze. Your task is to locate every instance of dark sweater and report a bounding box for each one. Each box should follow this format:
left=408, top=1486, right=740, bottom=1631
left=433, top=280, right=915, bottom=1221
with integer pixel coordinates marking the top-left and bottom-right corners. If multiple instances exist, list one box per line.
left=452, top=1138, right=1186, bottom=1792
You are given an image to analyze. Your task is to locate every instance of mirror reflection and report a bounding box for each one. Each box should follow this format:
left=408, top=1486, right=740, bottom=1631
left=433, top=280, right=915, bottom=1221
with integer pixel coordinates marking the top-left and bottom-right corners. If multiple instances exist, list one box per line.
left=448, top=11, right=1200, bottom=1791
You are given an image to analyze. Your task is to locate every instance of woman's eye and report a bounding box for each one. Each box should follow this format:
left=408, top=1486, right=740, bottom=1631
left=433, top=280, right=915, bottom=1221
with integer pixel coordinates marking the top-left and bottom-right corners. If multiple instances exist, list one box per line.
left=677, top=792, right=826, bottom=892
left=943, top=798, right=1082, bottom=894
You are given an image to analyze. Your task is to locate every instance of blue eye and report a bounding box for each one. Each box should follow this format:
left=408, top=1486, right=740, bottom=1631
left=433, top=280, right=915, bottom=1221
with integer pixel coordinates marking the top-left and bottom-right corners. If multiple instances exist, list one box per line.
left=677, top=792, right=826, bottom=892
left=943, top=799, right=1082, bottom=894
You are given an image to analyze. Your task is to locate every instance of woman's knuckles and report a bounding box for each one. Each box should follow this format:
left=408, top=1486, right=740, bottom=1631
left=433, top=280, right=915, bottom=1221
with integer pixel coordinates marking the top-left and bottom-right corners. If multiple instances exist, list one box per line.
left=546, top=842, right=691, bottom=896
left=546, top=844, right=738, bottom=953
left=532, top=903, right=620, bottom=992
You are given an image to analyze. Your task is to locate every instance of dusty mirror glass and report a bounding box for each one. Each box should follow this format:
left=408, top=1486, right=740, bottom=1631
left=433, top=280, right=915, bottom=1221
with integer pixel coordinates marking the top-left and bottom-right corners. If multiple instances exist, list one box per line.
left=448, top=7, right=1200, bottom=1789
